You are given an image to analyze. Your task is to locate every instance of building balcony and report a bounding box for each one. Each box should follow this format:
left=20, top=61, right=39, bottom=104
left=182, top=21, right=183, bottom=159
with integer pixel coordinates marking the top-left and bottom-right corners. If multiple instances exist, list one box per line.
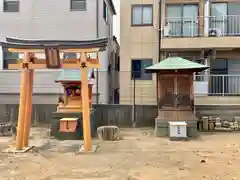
left=194, top=74, right=240, bottom=105
left=162, top=15, right=240, bottom=50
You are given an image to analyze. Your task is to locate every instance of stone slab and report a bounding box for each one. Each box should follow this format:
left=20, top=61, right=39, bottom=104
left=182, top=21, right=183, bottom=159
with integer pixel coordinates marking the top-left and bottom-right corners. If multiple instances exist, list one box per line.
left=169, top=137, right=189, bottom=141
left=76, top=144, right=99, bottom=154
left=2, top=145, right=34, bottom=153
left=51, top=178, right=109, bottom=180
left=155, top=119, right=199, bottom=138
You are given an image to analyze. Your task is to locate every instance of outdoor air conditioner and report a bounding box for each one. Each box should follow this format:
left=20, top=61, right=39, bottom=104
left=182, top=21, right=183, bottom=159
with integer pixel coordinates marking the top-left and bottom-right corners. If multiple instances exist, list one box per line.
left=208, top=28, right=222, bottom=37
left=163, top=25, right=170, bottom=37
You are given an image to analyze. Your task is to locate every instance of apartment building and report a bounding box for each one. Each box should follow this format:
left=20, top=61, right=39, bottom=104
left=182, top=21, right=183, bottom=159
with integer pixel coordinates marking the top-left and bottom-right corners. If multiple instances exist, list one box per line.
left=120, top=0, right=240, bottom=106
left=0, top=0, right=116, bottom=104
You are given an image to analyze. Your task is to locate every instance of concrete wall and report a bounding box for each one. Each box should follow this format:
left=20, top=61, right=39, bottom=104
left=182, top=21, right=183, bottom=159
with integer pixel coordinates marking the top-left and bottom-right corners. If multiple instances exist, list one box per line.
left=2, top=103, right=240, bottom=127
left=0, top=104, right=158, bottom=128
left=0, top=0, right=115, bottom=104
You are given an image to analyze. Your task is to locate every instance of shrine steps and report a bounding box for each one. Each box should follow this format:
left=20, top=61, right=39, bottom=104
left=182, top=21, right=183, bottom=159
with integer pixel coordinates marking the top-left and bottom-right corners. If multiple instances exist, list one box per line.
left=157, top=110, right=197, bottom=121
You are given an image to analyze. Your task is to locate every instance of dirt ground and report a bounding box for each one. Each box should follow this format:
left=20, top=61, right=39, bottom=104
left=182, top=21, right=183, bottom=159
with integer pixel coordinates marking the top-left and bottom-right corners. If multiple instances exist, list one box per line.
left=0, top=128, right=239, bottom=180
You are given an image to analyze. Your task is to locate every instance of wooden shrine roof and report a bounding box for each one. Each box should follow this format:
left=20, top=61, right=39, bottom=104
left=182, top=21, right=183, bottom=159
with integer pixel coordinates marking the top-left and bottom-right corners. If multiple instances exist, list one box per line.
left=0, top=37, right=108, bottom=50
left=145, top=57, right=209, bottom=74
left=55, top=69, right=94, bottom=84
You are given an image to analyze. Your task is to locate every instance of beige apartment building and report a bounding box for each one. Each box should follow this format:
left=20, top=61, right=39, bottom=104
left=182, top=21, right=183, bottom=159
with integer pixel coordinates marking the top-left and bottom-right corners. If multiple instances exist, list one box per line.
left=120, top=0, right=240, bottom=106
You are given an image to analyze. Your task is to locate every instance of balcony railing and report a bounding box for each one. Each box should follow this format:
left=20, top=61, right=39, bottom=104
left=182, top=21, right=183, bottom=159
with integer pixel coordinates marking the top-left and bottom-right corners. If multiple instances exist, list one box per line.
left=164, top=15, right=240, bottom=38
left=194, top=74, right=240, bottom=96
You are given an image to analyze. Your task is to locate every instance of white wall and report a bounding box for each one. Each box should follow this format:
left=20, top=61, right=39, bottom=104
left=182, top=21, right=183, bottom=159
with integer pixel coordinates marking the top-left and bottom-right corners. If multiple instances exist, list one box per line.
left=0, top=0, right=116, bottom=104
left=0, top=46, right=3, bottom=70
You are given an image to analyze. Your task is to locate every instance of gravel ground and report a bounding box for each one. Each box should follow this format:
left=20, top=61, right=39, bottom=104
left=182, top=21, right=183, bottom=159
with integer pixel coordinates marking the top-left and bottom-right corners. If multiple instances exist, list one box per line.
left=0, top=128, right=239, bottom=180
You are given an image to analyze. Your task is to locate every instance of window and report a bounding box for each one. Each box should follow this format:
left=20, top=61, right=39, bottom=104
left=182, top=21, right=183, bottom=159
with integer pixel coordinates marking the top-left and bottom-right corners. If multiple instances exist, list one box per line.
left=166, top=4, right=198, bottom=37
left=131, top=59, right=152, bottom=80
left=3, top=0, right=19, bottom=12
left=3, top=49, right=19, bottom=69
left=131, top=5, right=153, bottom=26
left=103, top=1, right=108, bottom=23
left=70, top=0, right=86, bottom=11
left=210, top=2, right=240, bottom=36
left=63, top=53, right=77, bottom=59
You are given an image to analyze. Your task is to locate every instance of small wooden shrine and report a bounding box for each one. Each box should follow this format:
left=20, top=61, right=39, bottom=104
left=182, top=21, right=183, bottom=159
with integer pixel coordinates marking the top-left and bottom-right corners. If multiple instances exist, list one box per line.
left=55, top=69, right=94, bottom=113
left=145, top=57, right=209, bottom=137
left=0, top=37, right=107, bottom=152
left=55, top=69, right=94, bottom=134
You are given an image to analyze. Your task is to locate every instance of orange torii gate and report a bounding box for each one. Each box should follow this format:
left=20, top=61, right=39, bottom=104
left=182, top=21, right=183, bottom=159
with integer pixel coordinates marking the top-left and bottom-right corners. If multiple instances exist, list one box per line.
left=0, top=37, right=108, bottom=152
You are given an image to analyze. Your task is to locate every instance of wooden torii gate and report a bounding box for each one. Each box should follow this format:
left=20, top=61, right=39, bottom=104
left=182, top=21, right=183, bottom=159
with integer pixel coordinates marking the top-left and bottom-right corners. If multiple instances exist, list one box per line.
left=0, top=37, right=108, bottom=152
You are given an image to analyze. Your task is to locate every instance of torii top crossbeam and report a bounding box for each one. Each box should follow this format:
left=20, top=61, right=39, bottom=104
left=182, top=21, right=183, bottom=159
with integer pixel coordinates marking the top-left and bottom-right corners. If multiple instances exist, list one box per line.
left=1, top=37, right=108, bottom=51
left=0, top=37, right=108, bottom=70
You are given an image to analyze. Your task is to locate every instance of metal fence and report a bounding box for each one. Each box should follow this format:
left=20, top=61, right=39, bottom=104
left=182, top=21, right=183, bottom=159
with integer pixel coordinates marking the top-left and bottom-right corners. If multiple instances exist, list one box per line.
left=194, top=74, right=240, bottom=96
left=164, top=15, right=240, bottom=37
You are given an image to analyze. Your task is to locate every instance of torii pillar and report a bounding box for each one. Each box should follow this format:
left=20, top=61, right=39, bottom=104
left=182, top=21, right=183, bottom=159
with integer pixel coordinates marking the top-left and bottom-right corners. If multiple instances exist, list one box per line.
left=16, top=52, right=34, bottom=150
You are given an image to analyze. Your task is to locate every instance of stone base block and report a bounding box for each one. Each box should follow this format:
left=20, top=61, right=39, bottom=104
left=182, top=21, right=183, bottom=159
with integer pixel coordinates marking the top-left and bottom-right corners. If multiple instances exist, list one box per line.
left=76, top=144, right=98, bottom=154
left=2, top=145, right=34, bottom=153
left=169, top=137, right=188, bottom=141
left=155, top=119, right=199, bottom=138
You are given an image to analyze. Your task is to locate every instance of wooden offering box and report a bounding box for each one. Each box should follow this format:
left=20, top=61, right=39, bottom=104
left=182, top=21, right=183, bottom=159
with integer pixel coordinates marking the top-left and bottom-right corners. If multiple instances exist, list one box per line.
left=59, top=118, right=78, bottom=132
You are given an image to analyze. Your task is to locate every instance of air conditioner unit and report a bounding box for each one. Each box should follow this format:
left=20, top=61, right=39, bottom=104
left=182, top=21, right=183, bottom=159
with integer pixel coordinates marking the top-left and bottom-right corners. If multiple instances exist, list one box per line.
left=208, top=28, right=222, bottom=37
left=163, top=25, right=170, bottom=37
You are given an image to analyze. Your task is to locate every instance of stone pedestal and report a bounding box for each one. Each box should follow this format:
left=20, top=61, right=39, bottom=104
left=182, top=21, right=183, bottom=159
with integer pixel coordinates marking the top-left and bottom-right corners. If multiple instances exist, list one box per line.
left=155, top=118, right=199, bottom=138
left=51, top=109, right=96, bottom=140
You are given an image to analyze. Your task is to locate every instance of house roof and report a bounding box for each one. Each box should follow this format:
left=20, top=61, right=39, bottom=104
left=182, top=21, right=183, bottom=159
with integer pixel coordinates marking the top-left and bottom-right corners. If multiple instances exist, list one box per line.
left=55, top=69, right=94, bottom=83
left=145, top=57, right=209, bottom=73
left=107, top=0, right=116, bottom=15
left=1, top=37, right=108, bottom=50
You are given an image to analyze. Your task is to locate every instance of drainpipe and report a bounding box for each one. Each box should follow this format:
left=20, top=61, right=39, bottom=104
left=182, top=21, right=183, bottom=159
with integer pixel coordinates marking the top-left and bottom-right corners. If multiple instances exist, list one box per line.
left=157, top=0, right=162, bottom=111
left=158, top=0, right=162, bottom=63
left=96, top=0, right=99, bottom=104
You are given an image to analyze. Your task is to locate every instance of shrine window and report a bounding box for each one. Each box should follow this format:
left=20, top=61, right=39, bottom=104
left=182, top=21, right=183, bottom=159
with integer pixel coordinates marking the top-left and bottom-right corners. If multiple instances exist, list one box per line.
left=131, top=59, right=152, bottom=80
left=70, top=0, right=86, bottom=11
left=3, top=0, right=19, bottom=12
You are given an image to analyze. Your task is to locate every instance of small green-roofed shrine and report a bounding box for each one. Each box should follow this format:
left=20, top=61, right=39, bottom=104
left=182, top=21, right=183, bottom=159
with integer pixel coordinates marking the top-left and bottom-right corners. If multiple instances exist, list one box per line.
left=55, top=69, right=94, bottom=114
left=144, top=56, right=209, bottom=138
left=145, top=57, right=208, bottom=73
left=55, top=69, right=94, bottom=83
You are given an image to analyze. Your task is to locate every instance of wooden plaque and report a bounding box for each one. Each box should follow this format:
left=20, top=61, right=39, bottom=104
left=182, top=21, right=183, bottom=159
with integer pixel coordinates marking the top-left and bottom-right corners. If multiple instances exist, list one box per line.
left=44, top=46, right=61, bottom=69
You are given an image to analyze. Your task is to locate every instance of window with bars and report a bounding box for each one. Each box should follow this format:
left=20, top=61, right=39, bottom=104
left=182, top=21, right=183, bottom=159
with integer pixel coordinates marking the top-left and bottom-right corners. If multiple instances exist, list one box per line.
left=166, top=4, right=198, bottom=37
left=210, top=2, right=240, bottom=36
left=3, top=0, right=19, bottom=12
left=70, top=0, right=86, bottom=11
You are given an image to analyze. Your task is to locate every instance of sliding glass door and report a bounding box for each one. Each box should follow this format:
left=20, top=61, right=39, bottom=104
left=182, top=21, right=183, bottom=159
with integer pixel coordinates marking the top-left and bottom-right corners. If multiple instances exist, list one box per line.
left=210, top=2, right=240, bottom=36
left=210, top=3, right=227, bottom=35
left=228, top=2, right=240, bottom=35
left=166, top=4, right=198, bottom=37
